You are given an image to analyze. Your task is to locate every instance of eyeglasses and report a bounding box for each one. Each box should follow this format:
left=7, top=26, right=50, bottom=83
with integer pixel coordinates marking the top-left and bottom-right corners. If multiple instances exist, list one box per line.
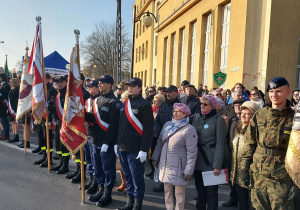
left=200, top=102, right=210, bottom=107
left=117, top=88, right=123, bottom=90
left=293, top=94, right=299, bottom=96
left=214, top=94, right=220, bottom=96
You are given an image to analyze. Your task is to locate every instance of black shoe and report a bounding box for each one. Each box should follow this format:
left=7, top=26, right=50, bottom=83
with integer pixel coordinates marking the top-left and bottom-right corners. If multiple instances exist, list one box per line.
left=66, top=163, right=80, bottom=179
left=222, top=199, right=238, bottom=207
left=31, top=146, right=41, bottom=153
left=8, top=134, right=17, bottom=143
left=57, top=156, right=70, bottom=174
left=19, top=141, right=30, bottom=148
left=96, top=187, right=112, bottom=207
left=40, top=153, right=52, bottom=167
left=132, top=198, right=143, bottom=210
left=145, top=170, right=154, bottom=177
left=51, top=155, right=63, bottom=171
left=33, top=151, right=46, bottom=165
left=85, top=178, right=98, bottom=194
left=52, top=154, right=59, bottom=160
left=117, top=194, right=134, bottom=210
left=71, top=171, right=84, bottom=184
left=17, top=140, right=24, bottom=147
left=153, top=183, right=164, bottom=192
left=38, top=150, right=43, bottom=155
left=79, top=175, right=94, bottom=191
left=88, top=185, right=104, bottom=202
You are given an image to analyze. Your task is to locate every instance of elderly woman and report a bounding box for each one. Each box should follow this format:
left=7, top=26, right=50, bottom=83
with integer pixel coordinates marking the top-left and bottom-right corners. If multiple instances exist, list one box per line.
left=145, top=94, right=165, bottom=178
left=231, top=101, right=260, bottom=210
left=192, top=95, right=226, bottom=210
left=152, top=103, right=198, bottom=210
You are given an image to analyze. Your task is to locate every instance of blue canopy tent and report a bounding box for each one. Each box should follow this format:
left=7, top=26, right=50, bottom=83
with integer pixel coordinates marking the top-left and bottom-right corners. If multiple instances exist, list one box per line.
left=44, top=51, right=69, bottom=76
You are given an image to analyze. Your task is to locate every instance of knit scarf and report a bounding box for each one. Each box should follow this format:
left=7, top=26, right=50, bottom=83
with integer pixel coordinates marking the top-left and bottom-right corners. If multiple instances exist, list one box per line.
left=161, top=117, right=189, bottom=141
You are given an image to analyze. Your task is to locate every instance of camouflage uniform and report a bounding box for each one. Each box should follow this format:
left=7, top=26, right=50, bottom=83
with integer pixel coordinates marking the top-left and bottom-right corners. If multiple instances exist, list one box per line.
left=241, top=101, right=294, bottom=210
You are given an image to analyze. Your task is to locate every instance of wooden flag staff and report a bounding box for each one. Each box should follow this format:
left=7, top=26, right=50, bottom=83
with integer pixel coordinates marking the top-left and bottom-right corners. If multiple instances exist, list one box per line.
left=75, top=29, right=85, bottom=203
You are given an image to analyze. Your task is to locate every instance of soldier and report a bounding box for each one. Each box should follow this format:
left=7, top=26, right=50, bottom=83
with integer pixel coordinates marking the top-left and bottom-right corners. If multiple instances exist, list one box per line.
left=116, top=77, right=154, bottom=210
left=85, top=75, right=121, bottom=207
left=50, top=76, right=70, bottom=174
left=240, top=77, right=294, bottom=209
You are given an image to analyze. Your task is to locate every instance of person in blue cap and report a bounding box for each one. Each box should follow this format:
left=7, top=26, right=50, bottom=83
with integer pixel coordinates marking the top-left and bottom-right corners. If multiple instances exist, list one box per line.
left=240, top=76, right=294, bottom=209
left=116, top=77, right=154, bottom=210
left=85, top=74, right=121, bottom=207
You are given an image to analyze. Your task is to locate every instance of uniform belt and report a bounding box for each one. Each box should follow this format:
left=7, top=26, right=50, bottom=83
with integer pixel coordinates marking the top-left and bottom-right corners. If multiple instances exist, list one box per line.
left=255, top=146, right=286, bottom=156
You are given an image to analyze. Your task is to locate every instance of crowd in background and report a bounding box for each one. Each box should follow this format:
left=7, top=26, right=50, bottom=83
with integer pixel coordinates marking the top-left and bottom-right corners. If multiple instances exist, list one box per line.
left=0, top=71, right=299, bottom=210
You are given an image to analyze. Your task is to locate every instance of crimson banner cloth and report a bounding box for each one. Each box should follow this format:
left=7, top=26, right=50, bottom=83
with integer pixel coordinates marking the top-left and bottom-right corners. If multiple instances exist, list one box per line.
left=60, top=46, right=87, bottom=154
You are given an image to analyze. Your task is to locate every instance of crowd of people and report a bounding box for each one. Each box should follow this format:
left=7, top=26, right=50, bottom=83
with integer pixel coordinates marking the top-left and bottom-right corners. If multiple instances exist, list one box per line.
left=0, top=71, right=299, bottom=210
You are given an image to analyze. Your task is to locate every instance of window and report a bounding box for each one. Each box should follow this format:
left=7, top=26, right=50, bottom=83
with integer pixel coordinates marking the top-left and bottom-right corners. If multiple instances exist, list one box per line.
left=163, top=37, right=168, bottom=86
left=179, top=28, right=185, bottom=84
left=190, top=22, right=197, bottom=84
left=138, top=72, right=140, bottom=78
left=135, top=73, right=137, bottom=77
left=155, top=36, right=158, bottom=56
left=170, top=33, right=176, bottom=85
left=139, top=46, right=141, bottom=62
left=142, top=43, right=145, bottom=60
left=143, top=24, right=145, bottom=33
left=141, top=71, right=143, bottom=84
left=145, top=41, right=148, bottom=59
left=153, top=69, right=156, bottom=84
left=220, top=2, right=231, bottom=74
left=203, top=14, right=211, bottom=85
left=139, top=20, right=142, bottom=36
left=136, top=23, right=139, bottom=38
left=136, top=48, right=138, bottom=63
left=145, top=70, right=147, bottom=86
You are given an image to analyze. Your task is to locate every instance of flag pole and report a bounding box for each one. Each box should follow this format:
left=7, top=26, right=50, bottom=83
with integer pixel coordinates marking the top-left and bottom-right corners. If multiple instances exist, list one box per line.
left=75, top=29, right=85, bottom=203
left=24, top=114, right=27, bottom=155
left=37, top=16, right=51, bottom=171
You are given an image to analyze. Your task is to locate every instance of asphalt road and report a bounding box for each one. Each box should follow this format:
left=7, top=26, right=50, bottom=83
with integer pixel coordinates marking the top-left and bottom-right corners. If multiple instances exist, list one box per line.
left=0, top=127, right=239, bottom=210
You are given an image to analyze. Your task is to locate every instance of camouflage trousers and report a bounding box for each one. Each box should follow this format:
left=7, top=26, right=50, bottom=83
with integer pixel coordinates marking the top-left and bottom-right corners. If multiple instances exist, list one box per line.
left=251, top=173, right=293, bottom=210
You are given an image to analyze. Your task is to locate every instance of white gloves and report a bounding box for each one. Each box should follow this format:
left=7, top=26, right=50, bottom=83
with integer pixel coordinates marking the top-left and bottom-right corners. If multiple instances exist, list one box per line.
left=34, top=120, right=38, bottom=125
left=136, top=151, right=147, bottom=163
left=114, top=145, right=119, bottom=157
left=101, top=144, right=109, bottom=153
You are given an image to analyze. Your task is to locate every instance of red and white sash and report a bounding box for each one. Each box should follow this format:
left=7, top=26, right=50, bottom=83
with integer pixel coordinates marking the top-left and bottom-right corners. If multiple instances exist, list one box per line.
left=125, top=99, right=143, bottom=136
left=56, top=93, right=63, bottom=121
left=85, top=98, right=93, bottom=113
left=2, top=99, right=8, bottom=107
left=93, top=99, right=109, bottom=132
left=8, top=99, right=16, bottom=119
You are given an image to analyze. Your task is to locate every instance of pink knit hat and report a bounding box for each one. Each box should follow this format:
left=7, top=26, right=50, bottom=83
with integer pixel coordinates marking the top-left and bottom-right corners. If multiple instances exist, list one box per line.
left=173, top=103, right=191, bottom=116
left=202, top=95, right=218, bottom=109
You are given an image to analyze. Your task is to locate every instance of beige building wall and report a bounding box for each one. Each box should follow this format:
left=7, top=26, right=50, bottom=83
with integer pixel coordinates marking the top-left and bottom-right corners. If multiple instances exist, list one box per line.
left=132, top=0, right=300, bottom=92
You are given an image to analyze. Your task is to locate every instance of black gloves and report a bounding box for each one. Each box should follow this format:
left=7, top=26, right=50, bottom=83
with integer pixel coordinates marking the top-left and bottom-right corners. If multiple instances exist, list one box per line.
left=240, top=170, right=250, bottom=187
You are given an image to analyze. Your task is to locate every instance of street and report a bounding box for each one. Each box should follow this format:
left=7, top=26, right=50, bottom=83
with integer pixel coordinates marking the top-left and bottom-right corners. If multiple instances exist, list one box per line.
left=0, top=128, right=238, bottom=210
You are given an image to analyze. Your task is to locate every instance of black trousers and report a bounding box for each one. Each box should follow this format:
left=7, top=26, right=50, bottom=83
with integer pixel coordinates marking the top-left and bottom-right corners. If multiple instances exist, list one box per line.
left=235, top=185, right=250, bottom=210
left=37, top=124, right=43, bottom=148
left=41, top=122, right=53, bottom=150
left=194, top=170, right=218, bottom=210
left=54, top=124, right=69, bottom=155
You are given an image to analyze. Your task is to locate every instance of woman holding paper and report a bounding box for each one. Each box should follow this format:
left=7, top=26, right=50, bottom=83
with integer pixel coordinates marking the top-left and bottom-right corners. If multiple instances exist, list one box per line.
left=192, top=95, right=226, bottom=210
left=152, top=103, right=198, bottom=210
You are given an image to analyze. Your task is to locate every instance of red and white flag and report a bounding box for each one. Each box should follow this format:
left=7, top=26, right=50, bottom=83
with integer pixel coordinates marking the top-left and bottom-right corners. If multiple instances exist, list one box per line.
left=60, top=46, right=87, bottom=154
left=31, top=21, right=45, bottom=124
left=16, top=48, right=33, bottom=120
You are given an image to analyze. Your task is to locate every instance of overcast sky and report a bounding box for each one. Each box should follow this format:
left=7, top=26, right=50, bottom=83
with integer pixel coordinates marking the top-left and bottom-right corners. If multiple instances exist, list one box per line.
left=0, top=0, right=135, bottom=71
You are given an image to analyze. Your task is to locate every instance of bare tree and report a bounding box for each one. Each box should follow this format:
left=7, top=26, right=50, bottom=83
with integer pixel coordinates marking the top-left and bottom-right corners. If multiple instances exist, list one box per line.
left=81, top=21, right=132, bottom=80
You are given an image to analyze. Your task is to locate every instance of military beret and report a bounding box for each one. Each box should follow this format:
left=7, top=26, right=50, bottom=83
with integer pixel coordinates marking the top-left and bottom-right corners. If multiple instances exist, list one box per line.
left=266, top=77, right=289, bottom=92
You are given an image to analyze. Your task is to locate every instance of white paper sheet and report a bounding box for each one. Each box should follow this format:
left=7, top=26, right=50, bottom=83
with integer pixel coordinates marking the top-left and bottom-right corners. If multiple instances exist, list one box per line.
left=202, top=170, right=228, bottom=186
